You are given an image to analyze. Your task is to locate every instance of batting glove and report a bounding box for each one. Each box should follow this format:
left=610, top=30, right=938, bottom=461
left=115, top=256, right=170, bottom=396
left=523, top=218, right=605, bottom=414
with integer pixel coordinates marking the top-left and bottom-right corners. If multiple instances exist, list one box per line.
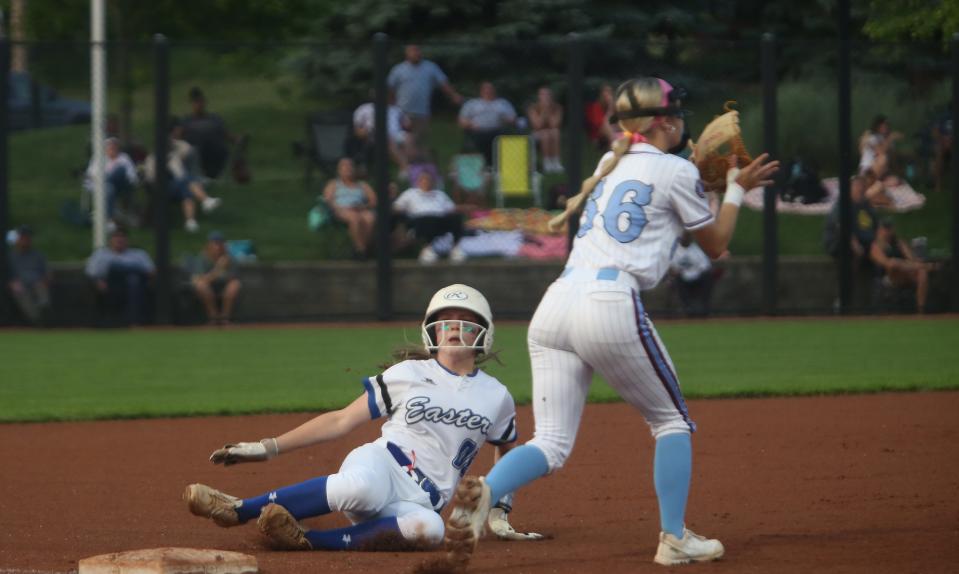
left=209, top=438, right=279, bottom=466
left=487, top=506, right=546, bottom=541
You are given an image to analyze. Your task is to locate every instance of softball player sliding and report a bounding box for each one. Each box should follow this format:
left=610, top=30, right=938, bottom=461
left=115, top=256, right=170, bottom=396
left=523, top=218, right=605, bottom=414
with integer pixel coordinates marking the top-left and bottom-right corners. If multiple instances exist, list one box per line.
left=184, top=284, right=540, bottom=551
left=445, top=78, right=778, bottom=567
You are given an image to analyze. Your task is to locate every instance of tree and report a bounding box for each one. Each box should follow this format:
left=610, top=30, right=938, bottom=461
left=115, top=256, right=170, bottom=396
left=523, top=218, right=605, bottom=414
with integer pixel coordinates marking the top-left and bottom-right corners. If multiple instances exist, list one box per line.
left=863, top=0, right=959, bottom=48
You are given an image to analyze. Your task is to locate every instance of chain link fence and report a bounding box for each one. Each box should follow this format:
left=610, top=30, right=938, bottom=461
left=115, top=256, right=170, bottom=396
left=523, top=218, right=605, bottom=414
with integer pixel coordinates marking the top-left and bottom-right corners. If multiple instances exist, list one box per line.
left=2, top=36, right=955, bottom=324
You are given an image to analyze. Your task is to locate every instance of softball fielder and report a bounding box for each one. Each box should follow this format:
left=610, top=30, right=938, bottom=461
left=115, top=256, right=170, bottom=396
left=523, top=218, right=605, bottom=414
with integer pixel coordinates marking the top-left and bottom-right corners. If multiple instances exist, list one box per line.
left=445, top=78, right=778, bottom=566
left=185, top=284, right=540, bottom=550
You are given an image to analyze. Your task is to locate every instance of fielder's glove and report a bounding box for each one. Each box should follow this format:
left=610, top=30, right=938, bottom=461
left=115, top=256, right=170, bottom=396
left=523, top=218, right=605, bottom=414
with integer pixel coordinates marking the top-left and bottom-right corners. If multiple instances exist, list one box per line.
left=210, top=438, right=279, bottom=466
left=690, top=102, right=753, bottom=193
left=487, top=506, right=546, bottom=541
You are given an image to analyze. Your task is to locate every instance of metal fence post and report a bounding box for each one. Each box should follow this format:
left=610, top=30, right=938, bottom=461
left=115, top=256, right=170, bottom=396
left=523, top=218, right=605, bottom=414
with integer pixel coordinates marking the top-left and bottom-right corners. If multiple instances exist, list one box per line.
left=0, top=38, right=10, bottom=324
left=952, top=33, right=959, bottom=281
left=566, top=33, right=584, bottom=245
left=373, top=32, right=392, bottom=321
left=837, top=0, right=853, bottom=314
left=153, top=34, right=171, bottom=325
left=761, top=33, right=778, bottom=315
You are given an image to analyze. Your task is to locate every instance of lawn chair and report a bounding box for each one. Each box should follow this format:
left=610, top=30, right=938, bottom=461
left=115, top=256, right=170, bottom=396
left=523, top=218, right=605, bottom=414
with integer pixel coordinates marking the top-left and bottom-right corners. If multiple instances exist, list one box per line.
left=295, top=110, right=352, bottom=192
left=492, top=134, right=542, bottom=207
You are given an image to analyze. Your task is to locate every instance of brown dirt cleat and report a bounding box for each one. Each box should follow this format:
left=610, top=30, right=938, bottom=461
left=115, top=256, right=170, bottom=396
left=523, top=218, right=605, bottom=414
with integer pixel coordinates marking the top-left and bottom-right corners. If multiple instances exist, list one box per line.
left=183, top=483, right=241, bottom=527
left=257, top=503, right=313, bottom=550
left=443, top=476, right=491, bottom=573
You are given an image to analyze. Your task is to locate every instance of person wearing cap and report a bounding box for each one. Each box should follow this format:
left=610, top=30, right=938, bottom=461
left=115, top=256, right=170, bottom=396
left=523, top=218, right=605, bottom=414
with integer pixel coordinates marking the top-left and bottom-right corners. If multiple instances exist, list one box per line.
left=868, top=218, right=939, bottom=314
left=191, top=230, right=242, bottom=325
left=7, top=225, right=52, bottom=325
left=85, top=226, right=155, bottom=326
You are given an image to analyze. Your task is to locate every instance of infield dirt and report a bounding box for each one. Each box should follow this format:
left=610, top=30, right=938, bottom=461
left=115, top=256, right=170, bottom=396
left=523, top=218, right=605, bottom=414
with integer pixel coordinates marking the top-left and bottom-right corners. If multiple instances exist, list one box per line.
left=1, top=392, right=956, bottom=573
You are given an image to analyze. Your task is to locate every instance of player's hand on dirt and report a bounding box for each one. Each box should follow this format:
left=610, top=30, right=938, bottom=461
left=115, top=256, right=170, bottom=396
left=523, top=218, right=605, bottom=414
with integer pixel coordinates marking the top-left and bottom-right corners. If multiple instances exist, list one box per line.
left=487, top=507, right=546, bottom=541
left=210, top=438, right=278, bottom=466
left=732, top=153, right=779, bottom=191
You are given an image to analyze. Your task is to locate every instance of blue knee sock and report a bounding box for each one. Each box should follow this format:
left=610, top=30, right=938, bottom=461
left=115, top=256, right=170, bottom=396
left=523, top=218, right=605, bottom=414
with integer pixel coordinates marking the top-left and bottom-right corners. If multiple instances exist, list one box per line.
left=654, top=433, right=692, bottom=539
left=305, top=516, right=400, bottom=550
left=485, top=444, right=550, bottom=504
left=236, top=476, right=331, bottom=523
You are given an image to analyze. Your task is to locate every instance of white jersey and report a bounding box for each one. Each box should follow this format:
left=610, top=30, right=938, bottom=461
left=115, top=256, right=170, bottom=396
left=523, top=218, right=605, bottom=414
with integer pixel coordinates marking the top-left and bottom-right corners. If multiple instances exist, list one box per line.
left=567, top=142, right=714, bottom=290
left=363, top=358, right=517, bottom=507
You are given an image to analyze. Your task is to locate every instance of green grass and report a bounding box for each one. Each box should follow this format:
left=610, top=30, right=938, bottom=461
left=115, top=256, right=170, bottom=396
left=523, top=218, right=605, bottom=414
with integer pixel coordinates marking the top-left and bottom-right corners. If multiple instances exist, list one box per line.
left=1, top=317, right=956, bottom=423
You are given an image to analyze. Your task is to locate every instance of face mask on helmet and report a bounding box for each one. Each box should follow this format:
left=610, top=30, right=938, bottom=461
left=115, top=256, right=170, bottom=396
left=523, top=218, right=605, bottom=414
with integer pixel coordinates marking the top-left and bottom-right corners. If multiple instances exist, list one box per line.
left=669, top=126, right=691, bottom=155
left=420, top=284, right=495, bottom=355
left=422, top=318, right=490, bottom=352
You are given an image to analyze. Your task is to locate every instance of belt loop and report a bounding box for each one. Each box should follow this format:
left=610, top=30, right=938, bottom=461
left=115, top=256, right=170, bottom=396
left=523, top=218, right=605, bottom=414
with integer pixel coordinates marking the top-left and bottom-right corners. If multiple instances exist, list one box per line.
left=596, top=268, right=619, bottom=281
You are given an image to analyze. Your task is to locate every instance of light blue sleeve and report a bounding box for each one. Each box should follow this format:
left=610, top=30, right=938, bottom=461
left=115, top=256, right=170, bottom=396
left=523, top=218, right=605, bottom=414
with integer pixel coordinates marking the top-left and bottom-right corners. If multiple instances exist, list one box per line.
left=428, top=61, right=448, bottom=86
left=500, top=99, right=517, bottom=121
left=387, top=63, right=402, bottom=89
left=135, top=250, right=156, bottom=274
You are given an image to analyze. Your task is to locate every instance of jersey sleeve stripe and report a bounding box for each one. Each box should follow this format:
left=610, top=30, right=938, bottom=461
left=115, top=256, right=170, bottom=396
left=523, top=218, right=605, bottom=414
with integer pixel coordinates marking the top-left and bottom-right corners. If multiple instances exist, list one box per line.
left=488, top=416, right=517, bottom=445
left=362, top=377, right=382, bottom=419
left=683, top=213, right=714, bottom=229
left=375, top=374, right=394, bottom=414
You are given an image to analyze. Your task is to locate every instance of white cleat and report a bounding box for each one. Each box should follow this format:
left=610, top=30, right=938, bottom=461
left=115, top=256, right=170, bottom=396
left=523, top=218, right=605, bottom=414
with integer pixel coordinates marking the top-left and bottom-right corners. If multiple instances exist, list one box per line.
left=444, top=476, right=491, bottom=572
left=202, top=197, right=222, bottom=213
left=654, top=528, right=724, bottom=566
left=418, top=246, right=439, bottom=265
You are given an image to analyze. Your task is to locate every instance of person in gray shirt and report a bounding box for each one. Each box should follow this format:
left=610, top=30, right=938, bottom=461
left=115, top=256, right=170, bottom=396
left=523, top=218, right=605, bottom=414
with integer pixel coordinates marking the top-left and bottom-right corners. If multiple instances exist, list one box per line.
left=85, top=227, right=155, bottom=326
left=388, top=44, right=463, bottom=156
left=458, top=81, right=517, bottom=164
left=7, top=225, right=51, bottom=325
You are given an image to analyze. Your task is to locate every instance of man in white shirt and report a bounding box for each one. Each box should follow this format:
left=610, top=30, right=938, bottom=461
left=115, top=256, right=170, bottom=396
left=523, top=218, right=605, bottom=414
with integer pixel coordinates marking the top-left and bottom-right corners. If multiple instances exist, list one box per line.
left=458, top=81, right=517, bottom=164
left=393, top=171, right=467, bottom=264
left=351, top=93, right=411, bottom=174
left=84, top=137, right=139, bottom=226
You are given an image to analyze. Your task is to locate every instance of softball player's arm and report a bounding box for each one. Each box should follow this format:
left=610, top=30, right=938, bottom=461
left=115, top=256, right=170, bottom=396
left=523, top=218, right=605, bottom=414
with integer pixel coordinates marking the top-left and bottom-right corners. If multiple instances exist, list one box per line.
left=274, top=395, right=372, bottom=453
left=209, top=395, right=372, bottom=466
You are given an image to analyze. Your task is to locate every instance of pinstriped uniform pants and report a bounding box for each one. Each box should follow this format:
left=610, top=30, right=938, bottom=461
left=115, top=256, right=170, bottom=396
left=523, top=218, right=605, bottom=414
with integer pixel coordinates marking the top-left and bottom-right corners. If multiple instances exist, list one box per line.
left=525, top=273, right=694, bottom=471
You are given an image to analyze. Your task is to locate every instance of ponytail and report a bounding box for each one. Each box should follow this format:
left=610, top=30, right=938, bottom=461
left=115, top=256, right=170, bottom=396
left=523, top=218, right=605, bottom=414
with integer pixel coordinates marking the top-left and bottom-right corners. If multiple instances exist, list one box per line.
left=547, top=77, right=667, bottom=233
left=548, top=134, right=632, bottom=232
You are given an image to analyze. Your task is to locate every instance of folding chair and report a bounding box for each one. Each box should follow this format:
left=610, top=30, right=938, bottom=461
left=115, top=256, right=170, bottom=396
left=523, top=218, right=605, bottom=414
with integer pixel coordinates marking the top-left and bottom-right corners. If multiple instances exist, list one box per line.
left=299, top=110, right=352, bottom=191
left=492, top=134, right=542, bottom=207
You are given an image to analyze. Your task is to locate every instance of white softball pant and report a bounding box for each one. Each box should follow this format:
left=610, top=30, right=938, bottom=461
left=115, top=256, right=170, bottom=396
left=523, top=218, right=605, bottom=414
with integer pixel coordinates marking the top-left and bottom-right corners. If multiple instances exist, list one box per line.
left=526, top=268, right=694, bottom=472
left=325, top=443, right=444, bottom=544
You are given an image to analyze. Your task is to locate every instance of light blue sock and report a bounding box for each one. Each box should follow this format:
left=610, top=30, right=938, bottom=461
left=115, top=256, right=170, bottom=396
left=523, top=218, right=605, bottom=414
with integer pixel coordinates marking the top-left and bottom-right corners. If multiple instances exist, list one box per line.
left=654, top=433, right=692, bottom=539
left=236, top=476, right=330, bottom=523
left=305, top=516, right=400, bottom=550
left=485, top=444, right=550, bottom=504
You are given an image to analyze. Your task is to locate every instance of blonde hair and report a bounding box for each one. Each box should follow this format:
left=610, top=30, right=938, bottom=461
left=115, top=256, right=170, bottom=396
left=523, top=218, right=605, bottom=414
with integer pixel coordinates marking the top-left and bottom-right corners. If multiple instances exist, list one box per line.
left=548, top=78, right=667, bottom=232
